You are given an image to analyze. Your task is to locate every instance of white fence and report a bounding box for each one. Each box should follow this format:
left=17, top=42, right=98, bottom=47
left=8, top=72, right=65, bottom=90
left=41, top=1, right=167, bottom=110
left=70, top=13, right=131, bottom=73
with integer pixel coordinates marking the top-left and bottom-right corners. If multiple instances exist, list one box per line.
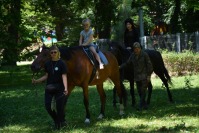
left=141, top=31, right=199, bottom=52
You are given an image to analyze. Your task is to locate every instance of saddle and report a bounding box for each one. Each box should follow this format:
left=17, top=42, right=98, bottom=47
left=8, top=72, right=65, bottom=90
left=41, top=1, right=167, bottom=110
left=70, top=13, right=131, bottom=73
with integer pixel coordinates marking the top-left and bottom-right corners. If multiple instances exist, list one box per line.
left=82, top=46, right=108, bottom=83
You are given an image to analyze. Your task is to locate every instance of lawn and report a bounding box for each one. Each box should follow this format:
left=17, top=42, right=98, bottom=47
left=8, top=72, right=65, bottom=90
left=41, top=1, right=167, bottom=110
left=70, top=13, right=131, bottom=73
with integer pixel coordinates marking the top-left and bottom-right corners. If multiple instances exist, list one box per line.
left=0, top=65, right=198, bottom=133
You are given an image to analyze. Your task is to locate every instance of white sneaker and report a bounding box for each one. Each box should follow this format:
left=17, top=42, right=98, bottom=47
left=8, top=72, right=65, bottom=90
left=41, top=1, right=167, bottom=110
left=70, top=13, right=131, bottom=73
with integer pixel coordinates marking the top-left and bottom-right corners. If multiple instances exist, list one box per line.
left=99, top=64, right=104, bottom=69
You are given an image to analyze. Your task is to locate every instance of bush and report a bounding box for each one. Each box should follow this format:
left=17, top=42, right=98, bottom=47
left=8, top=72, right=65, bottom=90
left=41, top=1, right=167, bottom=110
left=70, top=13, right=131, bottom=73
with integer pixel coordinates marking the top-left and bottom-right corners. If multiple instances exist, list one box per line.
left=162, top=50, right=199, bottom=76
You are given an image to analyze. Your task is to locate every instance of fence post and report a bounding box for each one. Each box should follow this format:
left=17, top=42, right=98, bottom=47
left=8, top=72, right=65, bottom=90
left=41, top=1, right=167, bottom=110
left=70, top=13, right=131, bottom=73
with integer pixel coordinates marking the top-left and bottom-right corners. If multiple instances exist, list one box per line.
left=195, top=31, right=199, bottom=52
left=140, top=36, right=147, bottom=49
left=176, top=33, right=181, bottom=52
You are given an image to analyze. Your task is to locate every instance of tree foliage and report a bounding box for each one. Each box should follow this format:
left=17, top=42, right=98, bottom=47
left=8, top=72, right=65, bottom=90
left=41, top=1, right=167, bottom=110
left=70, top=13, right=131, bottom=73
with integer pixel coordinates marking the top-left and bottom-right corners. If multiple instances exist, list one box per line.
left=0, top=0, right=198, bottom=65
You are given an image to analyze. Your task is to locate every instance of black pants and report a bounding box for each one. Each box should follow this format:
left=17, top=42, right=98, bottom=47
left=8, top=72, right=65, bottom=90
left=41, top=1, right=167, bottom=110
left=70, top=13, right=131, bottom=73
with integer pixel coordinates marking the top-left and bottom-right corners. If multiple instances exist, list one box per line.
left=45, top=90, right=67, bottom=126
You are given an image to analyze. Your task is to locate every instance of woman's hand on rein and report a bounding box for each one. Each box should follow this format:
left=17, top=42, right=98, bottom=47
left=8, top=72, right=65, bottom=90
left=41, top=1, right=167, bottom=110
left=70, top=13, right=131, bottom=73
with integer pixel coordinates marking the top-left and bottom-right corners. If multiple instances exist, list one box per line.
left=64, top=88, right=68, bottom=95
left=32, top=78, right=40, bottom=84
left=32, top=79, right=37, bottom=84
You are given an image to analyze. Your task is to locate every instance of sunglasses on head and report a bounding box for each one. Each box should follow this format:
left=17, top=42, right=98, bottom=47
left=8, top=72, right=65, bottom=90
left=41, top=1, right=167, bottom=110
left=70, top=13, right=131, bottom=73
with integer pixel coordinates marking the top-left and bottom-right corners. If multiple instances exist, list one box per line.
left=50, top=51, right=57, bottom=54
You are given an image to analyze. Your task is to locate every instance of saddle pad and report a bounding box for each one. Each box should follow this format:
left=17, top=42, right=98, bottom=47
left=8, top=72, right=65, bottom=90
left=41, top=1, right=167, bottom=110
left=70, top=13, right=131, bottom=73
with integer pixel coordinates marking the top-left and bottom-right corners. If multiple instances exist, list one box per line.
left=98, top=51, right=108, bottom=65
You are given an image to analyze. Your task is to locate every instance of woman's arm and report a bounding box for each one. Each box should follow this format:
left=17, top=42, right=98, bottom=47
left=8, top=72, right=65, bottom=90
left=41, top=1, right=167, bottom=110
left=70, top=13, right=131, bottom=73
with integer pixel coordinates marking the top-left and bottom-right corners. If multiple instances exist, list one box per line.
left=32, top=73, right=48, bottom=84
left=120, top=54, right=133, bottom=69
left=79, top=35, right=83, bottom=46
left=62, top=74, right=68, bottom=95
left=145, top=53, right=153, bottom=82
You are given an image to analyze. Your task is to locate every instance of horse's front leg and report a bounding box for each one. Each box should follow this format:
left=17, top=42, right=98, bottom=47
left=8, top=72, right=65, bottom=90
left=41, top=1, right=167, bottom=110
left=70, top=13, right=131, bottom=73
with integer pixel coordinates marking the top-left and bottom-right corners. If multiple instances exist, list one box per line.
left=147, top=81, right=153, bottom=105
left=96, top=84, right=106, bottom=119
left=112, top=86, right=117, bottom=107
left=82, top=85, right=90, bottom=124
left=129, top=80, right=135, bottom=107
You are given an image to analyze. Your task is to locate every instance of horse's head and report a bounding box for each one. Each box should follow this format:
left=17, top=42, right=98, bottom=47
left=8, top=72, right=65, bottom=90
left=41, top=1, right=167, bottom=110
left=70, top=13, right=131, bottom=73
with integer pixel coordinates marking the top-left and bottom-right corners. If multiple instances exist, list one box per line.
left=108, top=41, right=128, bottom=65
left=31, top=45, right=51, bottom=73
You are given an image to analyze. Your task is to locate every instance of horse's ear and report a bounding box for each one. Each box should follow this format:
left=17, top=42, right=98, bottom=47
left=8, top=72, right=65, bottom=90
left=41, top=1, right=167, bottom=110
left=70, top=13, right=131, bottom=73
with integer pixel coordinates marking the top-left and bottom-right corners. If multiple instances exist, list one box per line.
left=39, top=44, right=47, bottom=52
left=42, top=43, right=48, bottom=49
left=42, top=43, right=46, bottom=48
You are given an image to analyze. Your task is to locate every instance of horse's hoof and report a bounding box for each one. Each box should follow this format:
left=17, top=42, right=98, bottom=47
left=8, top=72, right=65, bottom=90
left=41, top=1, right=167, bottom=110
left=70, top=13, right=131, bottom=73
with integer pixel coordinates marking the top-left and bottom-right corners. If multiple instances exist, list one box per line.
left=98, top=114, right=104, bottom=119
left=84, top=118, right=90, bottom=124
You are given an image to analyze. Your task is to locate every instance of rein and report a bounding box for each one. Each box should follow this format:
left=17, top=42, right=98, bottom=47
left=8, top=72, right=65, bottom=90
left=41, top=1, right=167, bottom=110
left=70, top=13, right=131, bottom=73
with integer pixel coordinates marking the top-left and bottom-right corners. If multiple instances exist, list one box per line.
left=32, top=72, right=67, bottom=102
left=32, top=72, right=45, bottom=96
left=32, top=72, right=39, bottom=96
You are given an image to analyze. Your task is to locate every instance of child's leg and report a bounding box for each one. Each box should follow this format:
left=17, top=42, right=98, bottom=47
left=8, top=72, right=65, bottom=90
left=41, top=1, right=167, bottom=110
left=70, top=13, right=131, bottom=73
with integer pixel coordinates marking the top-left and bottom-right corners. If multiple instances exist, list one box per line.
left=89, top=46, right=102, bottom=64
left=89, top=46, right=104, bottom=69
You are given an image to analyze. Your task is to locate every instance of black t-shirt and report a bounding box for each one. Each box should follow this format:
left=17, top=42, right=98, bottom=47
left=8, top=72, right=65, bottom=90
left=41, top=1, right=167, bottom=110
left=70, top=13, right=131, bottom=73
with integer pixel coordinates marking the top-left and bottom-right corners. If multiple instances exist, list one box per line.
left=44, top=59, right=67, bottom=86
left=124, top=29, right=139, bottom=48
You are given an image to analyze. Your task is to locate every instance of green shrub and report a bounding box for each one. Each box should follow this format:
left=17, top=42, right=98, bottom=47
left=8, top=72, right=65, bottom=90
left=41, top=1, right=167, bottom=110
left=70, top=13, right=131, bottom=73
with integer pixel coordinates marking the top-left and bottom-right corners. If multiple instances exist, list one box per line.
left=162, top=50, right=199, bottom=76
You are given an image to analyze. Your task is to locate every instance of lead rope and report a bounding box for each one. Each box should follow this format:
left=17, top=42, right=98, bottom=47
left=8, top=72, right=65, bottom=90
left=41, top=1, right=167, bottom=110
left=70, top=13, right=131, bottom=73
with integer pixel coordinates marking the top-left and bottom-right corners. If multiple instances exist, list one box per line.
left=32, top=72, right=38, bottom=96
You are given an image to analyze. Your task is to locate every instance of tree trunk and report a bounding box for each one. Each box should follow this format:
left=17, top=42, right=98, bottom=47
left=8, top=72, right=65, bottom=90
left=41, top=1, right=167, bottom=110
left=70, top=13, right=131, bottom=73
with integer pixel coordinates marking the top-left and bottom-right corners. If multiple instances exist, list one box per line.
left=170, top=0, right=181, bottom=34
left=55, top=21, right=65, bottom=41
left=2, top=0, right=21, bottom=66
left=94, top=0, right=115, bottom=39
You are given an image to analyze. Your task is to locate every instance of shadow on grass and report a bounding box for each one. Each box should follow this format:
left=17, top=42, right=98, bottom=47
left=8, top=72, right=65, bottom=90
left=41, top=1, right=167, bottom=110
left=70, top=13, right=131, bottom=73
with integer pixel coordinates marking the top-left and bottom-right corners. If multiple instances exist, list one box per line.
left=0, top=83, right=198, bottom=132
left=0, top=65, right=198, bottom=132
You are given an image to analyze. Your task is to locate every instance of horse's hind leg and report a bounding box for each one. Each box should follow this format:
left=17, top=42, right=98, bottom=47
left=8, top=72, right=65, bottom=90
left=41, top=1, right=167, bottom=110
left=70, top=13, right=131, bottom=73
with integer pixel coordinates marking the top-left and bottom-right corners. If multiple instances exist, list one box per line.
left=96, top=84, right=106, bottom=119
left=110, top=76, right=125, bottom=115
left=113, top=81, right=126, bottom=107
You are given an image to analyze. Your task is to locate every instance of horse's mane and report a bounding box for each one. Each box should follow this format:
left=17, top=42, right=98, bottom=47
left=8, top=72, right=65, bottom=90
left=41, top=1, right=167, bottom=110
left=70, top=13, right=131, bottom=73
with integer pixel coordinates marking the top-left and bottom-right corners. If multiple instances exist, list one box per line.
left=42, top=45, right=82, bottom=60
left=59, top=46, right=82, bottom=60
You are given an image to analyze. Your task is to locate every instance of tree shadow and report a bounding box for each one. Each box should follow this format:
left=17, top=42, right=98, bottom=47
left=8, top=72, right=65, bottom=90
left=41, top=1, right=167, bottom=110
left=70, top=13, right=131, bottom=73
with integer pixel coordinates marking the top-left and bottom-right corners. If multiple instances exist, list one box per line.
left=0, top=78, right=198, bottom=132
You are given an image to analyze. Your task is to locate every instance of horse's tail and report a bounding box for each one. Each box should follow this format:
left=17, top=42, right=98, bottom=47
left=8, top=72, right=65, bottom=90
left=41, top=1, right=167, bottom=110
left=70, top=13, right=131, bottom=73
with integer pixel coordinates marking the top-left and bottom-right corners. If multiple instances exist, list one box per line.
left=163, top=64, right=172, bottom=84
left=157, top=51, right=172, bottom=84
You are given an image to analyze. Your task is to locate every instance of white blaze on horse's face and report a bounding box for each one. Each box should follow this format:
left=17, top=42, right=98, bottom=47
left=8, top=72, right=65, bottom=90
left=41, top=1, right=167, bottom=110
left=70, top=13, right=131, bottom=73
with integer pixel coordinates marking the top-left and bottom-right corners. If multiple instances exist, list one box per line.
left=39, top=47, right=42, bottom=52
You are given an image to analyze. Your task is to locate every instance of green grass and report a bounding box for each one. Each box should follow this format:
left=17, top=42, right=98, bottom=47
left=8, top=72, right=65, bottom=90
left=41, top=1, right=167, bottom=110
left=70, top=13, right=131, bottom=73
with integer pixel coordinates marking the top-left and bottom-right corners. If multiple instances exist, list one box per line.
left=0, top=65, right=199, bottom=133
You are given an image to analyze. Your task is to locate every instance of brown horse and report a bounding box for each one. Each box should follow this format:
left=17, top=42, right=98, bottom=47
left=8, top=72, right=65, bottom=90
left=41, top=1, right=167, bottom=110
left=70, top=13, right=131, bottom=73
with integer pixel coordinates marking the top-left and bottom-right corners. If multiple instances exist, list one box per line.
left=31, top=45, right=125, bottom=124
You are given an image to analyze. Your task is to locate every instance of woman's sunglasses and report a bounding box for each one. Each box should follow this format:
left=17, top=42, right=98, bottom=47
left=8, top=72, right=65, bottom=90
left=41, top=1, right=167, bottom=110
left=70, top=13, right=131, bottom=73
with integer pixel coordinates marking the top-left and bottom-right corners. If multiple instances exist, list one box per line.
left=50, top=51, right=57, bottom=54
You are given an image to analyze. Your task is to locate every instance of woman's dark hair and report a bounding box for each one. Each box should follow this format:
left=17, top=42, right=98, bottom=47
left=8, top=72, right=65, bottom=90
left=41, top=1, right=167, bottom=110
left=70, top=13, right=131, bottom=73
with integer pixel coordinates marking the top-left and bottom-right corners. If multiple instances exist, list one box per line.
left=124, top=18, right=134, bottom=26
left=124, top=18, right=137, bottom=35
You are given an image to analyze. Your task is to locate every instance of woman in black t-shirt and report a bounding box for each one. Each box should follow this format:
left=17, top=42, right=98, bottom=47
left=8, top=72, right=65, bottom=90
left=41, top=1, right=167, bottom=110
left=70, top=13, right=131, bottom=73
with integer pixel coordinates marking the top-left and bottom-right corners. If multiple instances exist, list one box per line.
left=124, top=18, right=139, bottom=50
left=32, top=45, right=68, bottom=130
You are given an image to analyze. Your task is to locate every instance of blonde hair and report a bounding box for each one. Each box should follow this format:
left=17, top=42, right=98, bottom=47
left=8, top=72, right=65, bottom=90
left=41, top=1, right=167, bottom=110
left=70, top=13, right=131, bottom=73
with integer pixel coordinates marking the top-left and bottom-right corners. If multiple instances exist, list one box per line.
left=50, top=45, right=60, bottom=58
left=82, top=18, right=91, bottom=25
left=50, top=45, right=59, bottom=51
